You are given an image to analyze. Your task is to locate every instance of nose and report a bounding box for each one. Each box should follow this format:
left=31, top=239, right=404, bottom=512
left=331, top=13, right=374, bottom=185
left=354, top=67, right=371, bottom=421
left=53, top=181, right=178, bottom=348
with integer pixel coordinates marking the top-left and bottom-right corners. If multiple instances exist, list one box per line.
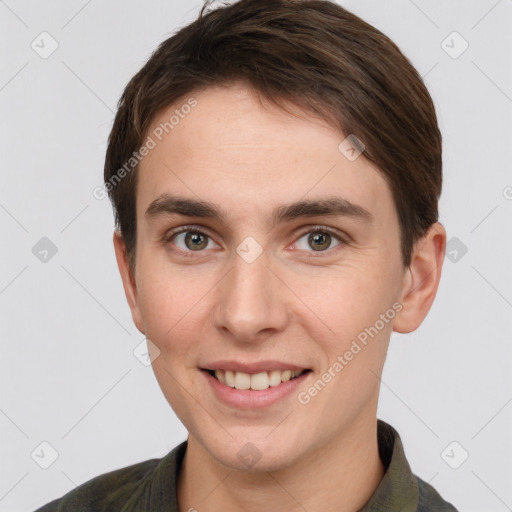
left=212, top=251, right=289, bottom=344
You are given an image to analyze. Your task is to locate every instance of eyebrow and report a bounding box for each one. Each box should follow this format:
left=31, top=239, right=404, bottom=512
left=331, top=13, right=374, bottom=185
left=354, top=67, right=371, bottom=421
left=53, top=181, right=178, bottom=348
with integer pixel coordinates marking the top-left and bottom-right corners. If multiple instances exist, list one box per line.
left=145, top=194, right=372, bottom=227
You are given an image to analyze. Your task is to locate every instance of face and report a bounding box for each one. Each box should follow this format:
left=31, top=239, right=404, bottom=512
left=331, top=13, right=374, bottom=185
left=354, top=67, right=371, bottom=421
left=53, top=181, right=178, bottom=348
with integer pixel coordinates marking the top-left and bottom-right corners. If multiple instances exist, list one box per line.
left=116, top=83, right=415, bottom=471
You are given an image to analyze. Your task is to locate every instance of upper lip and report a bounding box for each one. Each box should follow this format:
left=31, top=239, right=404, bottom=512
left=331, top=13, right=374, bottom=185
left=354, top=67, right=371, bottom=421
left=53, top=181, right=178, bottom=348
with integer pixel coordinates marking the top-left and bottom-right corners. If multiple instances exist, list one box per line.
left=201, top=360, right=309, bottom=373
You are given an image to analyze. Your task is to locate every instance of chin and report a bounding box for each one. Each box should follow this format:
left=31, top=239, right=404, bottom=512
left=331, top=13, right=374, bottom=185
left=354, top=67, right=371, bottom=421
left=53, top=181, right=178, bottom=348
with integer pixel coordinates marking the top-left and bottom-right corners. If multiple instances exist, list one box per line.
left=206, top=435, right=305, bottom=473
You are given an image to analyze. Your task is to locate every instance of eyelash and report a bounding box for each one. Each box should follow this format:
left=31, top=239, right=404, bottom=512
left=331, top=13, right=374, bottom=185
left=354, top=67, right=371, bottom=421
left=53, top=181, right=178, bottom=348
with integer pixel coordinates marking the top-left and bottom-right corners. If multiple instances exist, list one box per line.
left=294, top=226, right=346, bottom=255
left=162, top=224, right=347, bottom=257
left=161, top=225, right=215, bottom=256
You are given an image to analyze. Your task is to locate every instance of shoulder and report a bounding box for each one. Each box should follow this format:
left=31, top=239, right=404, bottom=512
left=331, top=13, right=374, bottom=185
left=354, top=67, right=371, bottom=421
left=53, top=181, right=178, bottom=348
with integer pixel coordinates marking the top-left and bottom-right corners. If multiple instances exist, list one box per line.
left=374, top=420, right=459, bottom=512
left=33, top=442, right=187, bottom=512
left=416, top=476, right=459, bottom=512
left=33, top=458, right=161, bottom=512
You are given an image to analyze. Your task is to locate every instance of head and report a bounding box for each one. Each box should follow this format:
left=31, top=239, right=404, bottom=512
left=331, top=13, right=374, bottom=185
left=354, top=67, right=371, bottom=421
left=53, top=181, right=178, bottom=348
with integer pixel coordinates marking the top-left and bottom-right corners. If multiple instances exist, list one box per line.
left=106, top=0, right=446, bottom=470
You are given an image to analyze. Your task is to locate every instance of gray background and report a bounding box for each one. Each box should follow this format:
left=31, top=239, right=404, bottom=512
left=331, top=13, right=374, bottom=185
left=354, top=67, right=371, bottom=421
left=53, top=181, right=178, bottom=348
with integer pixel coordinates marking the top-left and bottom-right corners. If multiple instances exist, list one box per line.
left=1, top=0, right=511, bottom=510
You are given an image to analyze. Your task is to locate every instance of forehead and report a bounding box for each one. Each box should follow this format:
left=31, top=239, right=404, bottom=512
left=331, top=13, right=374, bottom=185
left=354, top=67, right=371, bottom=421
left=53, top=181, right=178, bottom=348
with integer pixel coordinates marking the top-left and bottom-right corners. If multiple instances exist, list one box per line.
left=137, top=84, right=394, bottom=224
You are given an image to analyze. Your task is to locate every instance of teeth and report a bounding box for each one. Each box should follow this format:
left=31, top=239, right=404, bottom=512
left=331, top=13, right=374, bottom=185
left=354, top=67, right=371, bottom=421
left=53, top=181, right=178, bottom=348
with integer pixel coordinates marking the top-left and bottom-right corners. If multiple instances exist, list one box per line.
left=251, top=372, right=269, bottom=390
left=212, top=369, right=305, bottom=390
left=234, top=372, right=251, bottom=390
left=268, top=370, right=282, bottom=387
left=225, top=370, right=235, bottom=388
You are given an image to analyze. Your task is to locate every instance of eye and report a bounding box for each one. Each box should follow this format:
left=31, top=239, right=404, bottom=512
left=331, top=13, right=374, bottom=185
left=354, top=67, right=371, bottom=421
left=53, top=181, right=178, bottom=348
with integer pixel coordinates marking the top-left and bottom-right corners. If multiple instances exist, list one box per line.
left=294, top=229, right=342, bottom=252
left=169, top=229, right=218, bottom=252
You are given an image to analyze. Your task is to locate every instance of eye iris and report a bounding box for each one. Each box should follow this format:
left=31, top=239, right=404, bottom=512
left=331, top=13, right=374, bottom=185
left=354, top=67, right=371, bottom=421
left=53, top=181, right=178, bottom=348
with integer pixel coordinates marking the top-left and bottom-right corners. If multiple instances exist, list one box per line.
left=185, top=232, right=208, bottom=250
left=308, top=232, right=330, bottom=251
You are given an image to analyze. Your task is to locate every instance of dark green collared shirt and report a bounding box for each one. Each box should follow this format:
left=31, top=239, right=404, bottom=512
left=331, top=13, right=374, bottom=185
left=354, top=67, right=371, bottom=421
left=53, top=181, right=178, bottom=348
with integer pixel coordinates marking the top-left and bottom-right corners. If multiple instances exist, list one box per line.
left=35, top=420, right=458, bottom=511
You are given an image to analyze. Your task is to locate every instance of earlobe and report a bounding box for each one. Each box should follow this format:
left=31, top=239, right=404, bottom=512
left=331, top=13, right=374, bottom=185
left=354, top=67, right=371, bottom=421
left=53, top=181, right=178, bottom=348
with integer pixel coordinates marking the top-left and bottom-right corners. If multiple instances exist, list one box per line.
left=393, top=222, right=447, bottom=334
left=112, top=232, right=145, bottom=334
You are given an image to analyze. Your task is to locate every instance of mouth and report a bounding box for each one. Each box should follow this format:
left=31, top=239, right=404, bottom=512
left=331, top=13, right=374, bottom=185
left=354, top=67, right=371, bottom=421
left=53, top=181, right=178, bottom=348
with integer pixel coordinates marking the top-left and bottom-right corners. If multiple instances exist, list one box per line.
left=202, top=368, right=312, bottom=391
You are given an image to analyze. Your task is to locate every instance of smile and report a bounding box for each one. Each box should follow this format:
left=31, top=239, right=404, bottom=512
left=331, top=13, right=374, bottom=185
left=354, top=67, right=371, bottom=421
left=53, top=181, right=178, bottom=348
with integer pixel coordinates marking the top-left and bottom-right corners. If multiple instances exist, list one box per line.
left=206, top=369, right=309, bottom=391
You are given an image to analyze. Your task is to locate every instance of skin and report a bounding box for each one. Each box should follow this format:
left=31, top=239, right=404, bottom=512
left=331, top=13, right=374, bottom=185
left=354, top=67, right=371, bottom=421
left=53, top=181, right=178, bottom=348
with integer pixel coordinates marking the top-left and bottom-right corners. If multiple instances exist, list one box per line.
left=114, top=83, right=446, bottom=512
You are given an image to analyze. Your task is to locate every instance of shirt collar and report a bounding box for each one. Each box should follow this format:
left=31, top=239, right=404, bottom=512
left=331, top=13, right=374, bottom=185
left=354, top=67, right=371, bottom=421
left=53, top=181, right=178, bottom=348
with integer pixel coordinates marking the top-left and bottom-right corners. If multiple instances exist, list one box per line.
left=359, top=419, right=419, bottom=511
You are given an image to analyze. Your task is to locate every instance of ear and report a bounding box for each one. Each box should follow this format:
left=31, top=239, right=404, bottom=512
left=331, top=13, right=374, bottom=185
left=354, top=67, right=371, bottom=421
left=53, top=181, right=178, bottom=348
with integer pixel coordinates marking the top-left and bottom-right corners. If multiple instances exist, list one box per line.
left=393, top=222, right=446, bottom=333
left=113, top=231, right=145, bottom=334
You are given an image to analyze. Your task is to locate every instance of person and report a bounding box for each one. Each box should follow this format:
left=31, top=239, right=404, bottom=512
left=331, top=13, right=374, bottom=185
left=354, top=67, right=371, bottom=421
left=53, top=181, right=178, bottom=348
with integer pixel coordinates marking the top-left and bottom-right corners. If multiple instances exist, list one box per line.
left=35, top=0, right=458, bottom=510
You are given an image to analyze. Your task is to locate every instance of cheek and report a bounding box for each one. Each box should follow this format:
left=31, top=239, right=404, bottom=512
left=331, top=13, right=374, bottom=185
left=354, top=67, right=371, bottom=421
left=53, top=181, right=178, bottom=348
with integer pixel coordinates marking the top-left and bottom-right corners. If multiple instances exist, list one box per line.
left=288, top=264, right=399, bottom=402
left=135, top=260, right=218, bottom=358
left=135, top=267, right=211, bottom=423
left=299, top=270, right=396, bottom=415
left=295, top=261, right=398, bottom=335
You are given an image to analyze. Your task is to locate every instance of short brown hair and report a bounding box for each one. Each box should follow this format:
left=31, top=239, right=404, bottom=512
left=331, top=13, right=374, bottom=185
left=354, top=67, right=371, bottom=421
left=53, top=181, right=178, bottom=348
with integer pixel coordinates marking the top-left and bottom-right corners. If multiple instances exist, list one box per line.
left=104, top=0, right=442, bottom=270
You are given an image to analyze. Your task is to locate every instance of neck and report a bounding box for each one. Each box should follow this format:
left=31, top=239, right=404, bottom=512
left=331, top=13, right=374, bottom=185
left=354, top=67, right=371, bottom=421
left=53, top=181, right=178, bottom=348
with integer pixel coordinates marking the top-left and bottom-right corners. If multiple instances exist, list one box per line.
left=177, top=414, right=385, bottom=512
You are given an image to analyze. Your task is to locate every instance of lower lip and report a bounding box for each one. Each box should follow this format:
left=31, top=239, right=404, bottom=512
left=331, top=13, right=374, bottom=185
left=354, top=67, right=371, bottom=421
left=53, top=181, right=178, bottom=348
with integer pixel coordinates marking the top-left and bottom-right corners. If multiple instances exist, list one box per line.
left=202, top=370, right=311, bottom=409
